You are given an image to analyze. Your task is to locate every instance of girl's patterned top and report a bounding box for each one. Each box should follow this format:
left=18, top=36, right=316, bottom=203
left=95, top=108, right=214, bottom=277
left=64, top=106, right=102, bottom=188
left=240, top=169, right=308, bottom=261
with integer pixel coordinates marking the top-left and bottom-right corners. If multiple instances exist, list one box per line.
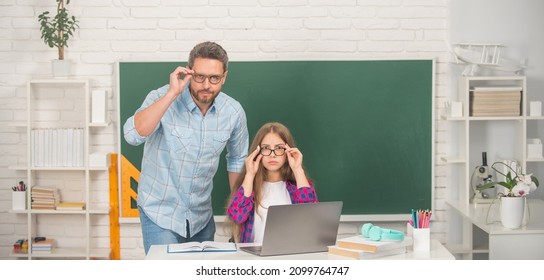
left=227, top=181, right=318, bottom=243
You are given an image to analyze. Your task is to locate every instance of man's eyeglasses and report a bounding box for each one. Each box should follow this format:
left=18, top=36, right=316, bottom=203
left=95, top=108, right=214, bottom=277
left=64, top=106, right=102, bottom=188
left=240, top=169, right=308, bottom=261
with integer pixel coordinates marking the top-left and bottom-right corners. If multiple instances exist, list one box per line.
left=260, top=147, right=286, bottom=156
left=192, top=73, right=224, bottom=85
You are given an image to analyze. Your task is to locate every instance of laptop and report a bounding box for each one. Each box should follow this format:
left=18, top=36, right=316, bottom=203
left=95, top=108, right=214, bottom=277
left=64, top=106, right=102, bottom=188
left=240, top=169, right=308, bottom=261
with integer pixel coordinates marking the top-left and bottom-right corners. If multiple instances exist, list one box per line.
left=240, top=201, right=343, bottom=256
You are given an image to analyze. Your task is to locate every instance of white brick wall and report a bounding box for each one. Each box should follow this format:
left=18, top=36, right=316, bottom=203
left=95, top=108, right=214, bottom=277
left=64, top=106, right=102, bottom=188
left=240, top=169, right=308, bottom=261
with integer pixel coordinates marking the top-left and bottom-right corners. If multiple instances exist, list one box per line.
left=0, top=0, right=450, bottom=260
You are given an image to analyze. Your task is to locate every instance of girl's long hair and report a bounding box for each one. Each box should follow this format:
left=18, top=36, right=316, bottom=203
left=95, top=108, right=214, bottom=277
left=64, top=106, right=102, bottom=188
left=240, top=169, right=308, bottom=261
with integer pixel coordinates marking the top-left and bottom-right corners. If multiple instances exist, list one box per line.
left=223, top=122, right=308, bottom=242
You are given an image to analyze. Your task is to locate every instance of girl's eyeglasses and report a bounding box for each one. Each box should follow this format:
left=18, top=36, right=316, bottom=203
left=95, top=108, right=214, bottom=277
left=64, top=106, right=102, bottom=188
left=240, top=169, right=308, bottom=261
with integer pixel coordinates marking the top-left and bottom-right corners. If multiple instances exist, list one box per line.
left=260, top=147, right=286, bottom=156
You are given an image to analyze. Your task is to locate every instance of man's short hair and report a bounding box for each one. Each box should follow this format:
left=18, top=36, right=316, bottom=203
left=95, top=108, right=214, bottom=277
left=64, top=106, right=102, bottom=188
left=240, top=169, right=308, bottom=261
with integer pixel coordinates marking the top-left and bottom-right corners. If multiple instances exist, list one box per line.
left=188, top=41, right=229, bottom=72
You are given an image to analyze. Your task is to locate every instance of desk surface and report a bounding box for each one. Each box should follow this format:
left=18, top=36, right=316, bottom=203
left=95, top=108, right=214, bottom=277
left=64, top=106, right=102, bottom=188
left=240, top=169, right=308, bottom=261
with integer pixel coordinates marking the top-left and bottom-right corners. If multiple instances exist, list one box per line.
left=447, top=199, right=544, bottom=235
left=145, top=240, right=454, bottom=260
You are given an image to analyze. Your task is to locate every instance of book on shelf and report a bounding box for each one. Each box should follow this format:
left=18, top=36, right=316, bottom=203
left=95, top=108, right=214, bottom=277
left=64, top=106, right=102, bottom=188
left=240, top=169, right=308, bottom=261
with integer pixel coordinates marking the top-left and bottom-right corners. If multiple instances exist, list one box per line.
left=30, top=204, right=56, bottom=210
left=336, top=235, right=412, bottom=253
left=167, top=241, right=237, bottom=253
left=32, top=239, right=55, bottom=253
left=328, top=245, right=407, bottom=259
left=470, top=86, right=523, bottom=92
left=32, top=238, right=55, bottom=248
left=56, top=202, right=86, bottom=210
left=31, top=186, right=57, bottom=194
left=30, top=197, right=57, bottom=203
left=31, top=128, right=85, bottom=167
left=469, top=88, right=521, bottom=117
left=31, top=186, right=59, bottom=210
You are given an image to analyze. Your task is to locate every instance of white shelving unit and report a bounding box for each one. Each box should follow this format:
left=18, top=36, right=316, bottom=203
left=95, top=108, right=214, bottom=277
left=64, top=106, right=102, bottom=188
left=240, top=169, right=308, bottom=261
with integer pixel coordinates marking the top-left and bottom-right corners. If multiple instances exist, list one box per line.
left=9, top=79, right=110, bottom=259
left=443, top=76, right=544, bottom=259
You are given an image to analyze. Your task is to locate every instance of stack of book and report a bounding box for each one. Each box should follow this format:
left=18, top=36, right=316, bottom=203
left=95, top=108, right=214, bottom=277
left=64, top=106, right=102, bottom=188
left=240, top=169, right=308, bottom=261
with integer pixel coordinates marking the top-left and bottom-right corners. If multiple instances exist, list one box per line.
left=328, top=235, right=412, bottom=259
left=31, top=187, right=59, bottom=210
left=469, top=86, right=522, bottom=117
left=32, top=239, right=55, bottom=254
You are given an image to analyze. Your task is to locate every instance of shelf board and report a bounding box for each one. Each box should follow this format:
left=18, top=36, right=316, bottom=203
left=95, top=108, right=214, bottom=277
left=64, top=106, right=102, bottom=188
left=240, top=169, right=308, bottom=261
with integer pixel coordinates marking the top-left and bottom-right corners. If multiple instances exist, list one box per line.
left=465, top=76, right=525, bottom=81
left=10, top=248, right=110, bottom=259
left=9, top=252, right=29, bottom=258
left=445, top=116, right=542, bottom=121
left=89, top=166, right=109, bottom=171
left=441, top=156, right=466, bottom=163
left=442, top=115, right=465, bottom=121
left=527, top=157, right=544, bottom=162
left=34, top=208, right=109, bottom=214
left=30, top=166, right=87, bottom=171
left=10, top=207, right=109, bottom=214
left=469, top=116, right=523, bottom=121
left=90, top=248, right=111, bottom=259
left=9, top=166, right=87, bottom=171
left=89, top=208, right=110, bottom=214
left=89, top=122, right=109, bottom=127
left=29, top=79, right=89, bottom=86
left=472, top=244, right=489, bottom=253
left=28, top=247, right=110, bottom=259
left=10, top=165, right=110, bottom=171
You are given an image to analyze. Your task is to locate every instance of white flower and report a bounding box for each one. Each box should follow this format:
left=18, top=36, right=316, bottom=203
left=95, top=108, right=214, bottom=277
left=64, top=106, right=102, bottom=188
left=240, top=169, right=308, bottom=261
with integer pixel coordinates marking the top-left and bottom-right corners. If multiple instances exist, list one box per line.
left=512, top=175, right=538, bottom=196
left=519, top=174, right=534, bottom=185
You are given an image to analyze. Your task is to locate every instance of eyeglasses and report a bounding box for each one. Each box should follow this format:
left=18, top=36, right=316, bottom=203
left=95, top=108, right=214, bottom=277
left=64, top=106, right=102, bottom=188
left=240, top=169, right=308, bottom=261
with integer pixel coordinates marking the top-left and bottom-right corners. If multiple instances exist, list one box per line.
left=260, top=146, right=286, bottom=156
left=192, top=73, right=224, bottom=85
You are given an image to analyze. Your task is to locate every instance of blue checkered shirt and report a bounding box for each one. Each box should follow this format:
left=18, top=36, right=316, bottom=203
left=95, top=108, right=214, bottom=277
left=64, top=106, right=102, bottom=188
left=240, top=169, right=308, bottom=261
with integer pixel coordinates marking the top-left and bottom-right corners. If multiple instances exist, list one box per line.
left=123, top=83, right=248, bottom=237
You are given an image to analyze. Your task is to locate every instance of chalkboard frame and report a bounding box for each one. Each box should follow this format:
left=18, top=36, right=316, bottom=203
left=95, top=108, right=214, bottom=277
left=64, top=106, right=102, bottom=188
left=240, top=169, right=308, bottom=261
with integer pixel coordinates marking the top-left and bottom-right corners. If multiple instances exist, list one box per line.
left=116, top=59, right=435, bottom=221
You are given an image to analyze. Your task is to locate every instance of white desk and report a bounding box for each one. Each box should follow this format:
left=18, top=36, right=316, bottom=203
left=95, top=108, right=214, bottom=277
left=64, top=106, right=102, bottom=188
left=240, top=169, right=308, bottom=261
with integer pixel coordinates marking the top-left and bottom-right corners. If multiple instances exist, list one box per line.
left=447, top=199, right=544, bottom=259
left=145, top=240, right=454, bottom=260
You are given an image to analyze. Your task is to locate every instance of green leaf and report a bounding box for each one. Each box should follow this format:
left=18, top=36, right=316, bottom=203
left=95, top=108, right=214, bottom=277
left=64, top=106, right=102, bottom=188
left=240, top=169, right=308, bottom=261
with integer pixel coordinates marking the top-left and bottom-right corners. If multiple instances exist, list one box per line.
left=37, top=0, right=78, bottom=58
left=477, top=182, right=497, bottom=190
left=532, top=176, right=540, bottom=187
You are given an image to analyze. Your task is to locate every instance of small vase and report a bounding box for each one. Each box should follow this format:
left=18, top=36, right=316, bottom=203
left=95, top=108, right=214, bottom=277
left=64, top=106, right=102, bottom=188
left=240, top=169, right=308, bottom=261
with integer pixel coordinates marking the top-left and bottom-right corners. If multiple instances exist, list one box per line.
left=52, top=59, right=71, bottom=78
left=500, top=196, right=525, bottom=229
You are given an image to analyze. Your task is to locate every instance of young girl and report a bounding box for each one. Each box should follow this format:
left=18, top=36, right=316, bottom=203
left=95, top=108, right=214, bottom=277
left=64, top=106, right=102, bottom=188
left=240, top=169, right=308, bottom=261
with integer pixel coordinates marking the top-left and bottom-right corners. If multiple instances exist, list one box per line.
left=226, top=122, right=318, bottom=243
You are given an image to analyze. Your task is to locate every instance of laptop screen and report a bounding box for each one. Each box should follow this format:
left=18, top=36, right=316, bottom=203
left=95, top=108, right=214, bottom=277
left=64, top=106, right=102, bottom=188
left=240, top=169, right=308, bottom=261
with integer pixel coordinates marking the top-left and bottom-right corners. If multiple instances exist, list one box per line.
left=243, top=201, right=343, bottom=256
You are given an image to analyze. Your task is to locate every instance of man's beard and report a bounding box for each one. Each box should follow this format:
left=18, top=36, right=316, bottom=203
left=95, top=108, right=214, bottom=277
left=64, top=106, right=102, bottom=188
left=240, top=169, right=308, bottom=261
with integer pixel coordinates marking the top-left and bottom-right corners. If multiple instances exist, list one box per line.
left=190, top=87, right=218, bottom=105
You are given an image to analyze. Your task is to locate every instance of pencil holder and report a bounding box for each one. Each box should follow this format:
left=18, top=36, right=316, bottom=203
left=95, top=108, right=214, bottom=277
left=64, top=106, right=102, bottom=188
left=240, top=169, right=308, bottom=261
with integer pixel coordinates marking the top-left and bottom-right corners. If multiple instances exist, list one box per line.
left=12, top=192, right=26, bottom=211
left=407, top=223, right=430, bottom=252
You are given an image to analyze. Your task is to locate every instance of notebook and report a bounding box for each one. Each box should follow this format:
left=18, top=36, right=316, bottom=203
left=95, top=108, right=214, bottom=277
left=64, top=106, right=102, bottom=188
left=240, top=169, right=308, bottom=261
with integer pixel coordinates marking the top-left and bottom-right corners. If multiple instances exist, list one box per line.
left=240, top=201, right=343, bottom=256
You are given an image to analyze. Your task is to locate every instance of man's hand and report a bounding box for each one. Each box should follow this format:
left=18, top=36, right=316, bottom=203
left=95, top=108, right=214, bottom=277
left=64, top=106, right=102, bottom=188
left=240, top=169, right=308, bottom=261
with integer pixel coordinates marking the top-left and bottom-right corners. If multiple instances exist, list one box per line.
left=168, top=66, right=194, bottom=96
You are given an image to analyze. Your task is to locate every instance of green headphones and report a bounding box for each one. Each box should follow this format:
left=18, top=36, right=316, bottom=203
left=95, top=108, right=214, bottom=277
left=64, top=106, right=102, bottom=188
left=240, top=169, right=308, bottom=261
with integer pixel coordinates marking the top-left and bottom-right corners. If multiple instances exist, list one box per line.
left=362, top=223, right=405, bottom=241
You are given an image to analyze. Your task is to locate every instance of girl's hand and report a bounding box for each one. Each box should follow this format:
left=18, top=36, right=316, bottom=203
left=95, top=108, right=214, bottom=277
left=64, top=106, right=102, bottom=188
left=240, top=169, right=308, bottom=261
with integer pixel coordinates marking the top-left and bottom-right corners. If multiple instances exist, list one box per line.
left=285, top=144, right=303, bottom=172
left=245, top=146, right=262, bottom=176
left=168, top=66, right=194, bottom=96
left=286, top=144, right=310, bottom=188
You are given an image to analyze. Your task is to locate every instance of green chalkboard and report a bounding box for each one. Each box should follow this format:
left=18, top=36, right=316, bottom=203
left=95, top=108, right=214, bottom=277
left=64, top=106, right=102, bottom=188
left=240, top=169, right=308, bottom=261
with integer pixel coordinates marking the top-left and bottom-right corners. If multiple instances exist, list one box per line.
left=119, top=60, right=433, bottom=216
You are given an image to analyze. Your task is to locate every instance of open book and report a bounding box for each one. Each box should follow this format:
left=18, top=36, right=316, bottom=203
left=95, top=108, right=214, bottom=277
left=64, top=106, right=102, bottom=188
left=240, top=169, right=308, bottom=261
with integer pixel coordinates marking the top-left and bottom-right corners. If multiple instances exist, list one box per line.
left=167, top=241, right=237, bottom=253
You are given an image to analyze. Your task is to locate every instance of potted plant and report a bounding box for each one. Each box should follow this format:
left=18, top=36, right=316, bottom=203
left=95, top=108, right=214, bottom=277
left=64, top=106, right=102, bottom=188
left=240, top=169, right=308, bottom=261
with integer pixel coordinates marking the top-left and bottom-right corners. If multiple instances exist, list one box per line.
left=478, top=161, right=539, bottom=228
left=38, top=0, right=78, bottom=77
left=478, top=161, right=539, bottom=197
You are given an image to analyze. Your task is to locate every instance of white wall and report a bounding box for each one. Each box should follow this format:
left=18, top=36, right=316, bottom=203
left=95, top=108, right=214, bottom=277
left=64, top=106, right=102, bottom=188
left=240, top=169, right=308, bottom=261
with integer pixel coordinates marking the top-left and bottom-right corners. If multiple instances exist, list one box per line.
left=449, top=0, right=544, bottom=199
left=8, top=0, right=537, bottom=260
